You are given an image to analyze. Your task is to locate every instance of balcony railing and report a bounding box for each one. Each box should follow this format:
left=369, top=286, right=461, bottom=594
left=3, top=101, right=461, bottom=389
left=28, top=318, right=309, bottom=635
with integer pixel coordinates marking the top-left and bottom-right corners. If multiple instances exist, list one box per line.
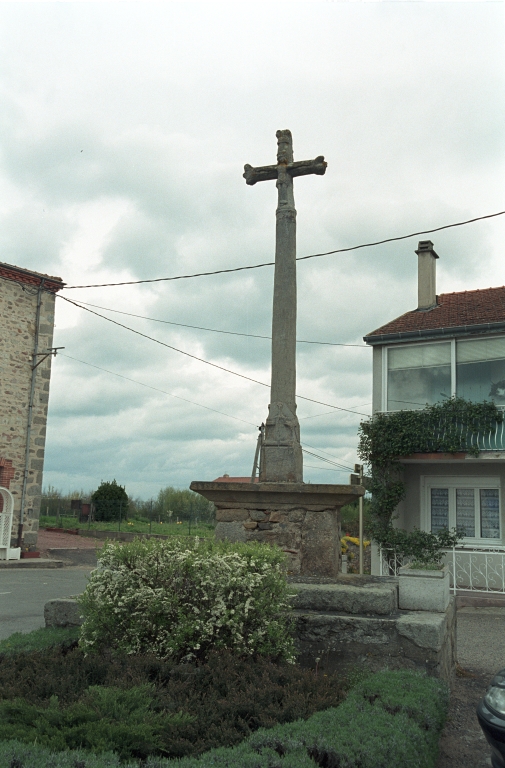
left=379, top=405, right=505, bottom=453
left=379, top=544, right=505, bottom=595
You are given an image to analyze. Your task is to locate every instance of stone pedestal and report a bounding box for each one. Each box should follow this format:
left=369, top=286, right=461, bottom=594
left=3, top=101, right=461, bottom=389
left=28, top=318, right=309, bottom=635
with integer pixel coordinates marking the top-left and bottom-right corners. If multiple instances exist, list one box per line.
left=189, top=482, right=364, bottom=577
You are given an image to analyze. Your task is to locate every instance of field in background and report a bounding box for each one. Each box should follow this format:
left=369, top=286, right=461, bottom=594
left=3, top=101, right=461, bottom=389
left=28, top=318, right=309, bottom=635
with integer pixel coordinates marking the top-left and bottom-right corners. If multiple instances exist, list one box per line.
left=39, top=515, right=214, bottom=538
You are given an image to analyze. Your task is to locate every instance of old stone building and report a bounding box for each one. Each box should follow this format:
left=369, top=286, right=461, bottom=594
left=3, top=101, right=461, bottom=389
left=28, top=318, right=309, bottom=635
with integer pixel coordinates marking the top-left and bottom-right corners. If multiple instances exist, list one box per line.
left=0, top=261, right=64, bottom=548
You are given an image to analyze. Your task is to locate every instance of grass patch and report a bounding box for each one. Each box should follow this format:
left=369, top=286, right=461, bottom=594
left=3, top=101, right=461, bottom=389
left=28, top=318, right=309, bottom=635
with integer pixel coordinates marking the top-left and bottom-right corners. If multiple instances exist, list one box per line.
left=0, top=627, right=80, bottom=655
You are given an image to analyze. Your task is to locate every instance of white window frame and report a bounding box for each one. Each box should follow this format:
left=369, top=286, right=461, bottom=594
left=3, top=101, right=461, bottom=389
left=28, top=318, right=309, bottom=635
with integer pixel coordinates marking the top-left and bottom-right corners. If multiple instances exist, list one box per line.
left=383, top=335, right=505, bottom=412
left=421, top=475, right=502, bottom=545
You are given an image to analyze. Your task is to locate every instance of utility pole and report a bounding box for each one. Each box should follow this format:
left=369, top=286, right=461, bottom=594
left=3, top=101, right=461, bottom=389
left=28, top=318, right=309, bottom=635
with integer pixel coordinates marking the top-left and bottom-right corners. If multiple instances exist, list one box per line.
left=355, top=463, right=364, bottom=575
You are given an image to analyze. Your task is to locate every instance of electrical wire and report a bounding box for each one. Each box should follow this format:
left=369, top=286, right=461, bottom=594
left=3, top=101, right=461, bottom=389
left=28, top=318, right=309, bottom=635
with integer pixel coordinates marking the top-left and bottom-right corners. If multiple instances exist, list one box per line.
left=302, top=441, right=357, bottom=467
left=69, top=300, right=368, bottom=348
left=57, top=354, right=359, bottom=472
left=58, top=353, right=257, bottom=427
left=300, top=404, right=372, bottom=420
left=304, top=464, right=347, bottom=472
left=301, top=448, right=354, bottom=472
left=62, top=210, right=505, bottom=289
left=58, top=295, right=370, bottom=417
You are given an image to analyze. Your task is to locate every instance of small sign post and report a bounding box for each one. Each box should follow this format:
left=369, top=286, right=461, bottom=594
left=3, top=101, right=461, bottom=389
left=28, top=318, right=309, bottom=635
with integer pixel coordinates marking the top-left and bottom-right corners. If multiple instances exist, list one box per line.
left=355, top=464, right=364, bottom=575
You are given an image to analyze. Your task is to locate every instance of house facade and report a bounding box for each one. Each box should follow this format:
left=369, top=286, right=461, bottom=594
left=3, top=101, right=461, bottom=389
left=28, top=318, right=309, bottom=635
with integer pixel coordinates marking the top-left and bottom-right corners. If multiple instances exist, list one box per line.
left=364, top=241, right=505, bottom=579
left=0, top=261, right=64, bottom=548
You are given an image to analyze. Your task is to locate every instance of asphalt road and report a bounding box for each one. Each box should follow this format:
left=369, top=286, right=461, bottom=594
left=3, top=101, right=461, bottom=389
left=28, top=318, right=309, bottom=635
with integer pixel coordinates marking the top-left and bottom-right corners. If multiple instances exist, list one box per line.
left=0, top=566, right=93, bottom=640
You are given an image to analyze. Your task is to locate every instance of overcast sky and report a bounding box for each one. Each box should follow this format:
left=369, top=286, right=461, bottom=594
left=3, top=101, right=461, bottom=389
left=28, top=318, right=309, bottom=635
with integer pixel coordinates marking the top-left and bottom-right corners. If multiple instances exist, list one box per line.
left=1, top=1, right=504, bottom=499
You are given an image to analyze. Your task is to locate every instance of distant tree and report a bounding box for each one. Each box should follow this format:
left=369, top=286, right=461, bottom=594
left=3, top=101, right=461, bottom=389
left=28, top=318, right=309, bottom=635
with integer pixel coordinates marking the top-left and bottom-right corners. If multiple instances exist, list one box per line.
left=91, top=480, right=129, bottom=522
left=155, top=486, right=214, bottom=523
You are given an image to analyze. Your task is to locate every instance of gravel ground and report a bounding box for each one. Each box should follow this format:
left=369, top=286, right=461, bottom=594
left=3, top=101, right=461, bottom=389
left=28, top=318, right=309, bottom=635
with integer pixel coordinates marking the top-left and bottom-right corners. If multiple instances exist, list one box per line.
left=436, top=607, right=505, bottom=768
left=37, top=528, right=99, bottom=556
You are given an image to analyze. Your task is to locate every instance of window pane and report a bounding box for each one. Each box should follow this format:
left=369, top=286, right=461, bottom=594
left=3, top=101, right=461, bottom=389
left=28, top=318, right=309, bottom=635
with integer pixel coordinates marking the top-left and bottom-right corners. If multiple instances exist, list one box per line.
left=480, top=489, right=500, bottom=539
left=388, top=343, right=451, bottom=411
left=457, top=338, right=505, bottom=404
left=431, top=488, right=449, bottom=532
left=456, top=488, right=475, bottom=537
left=389, top=343, right=451, bottom=370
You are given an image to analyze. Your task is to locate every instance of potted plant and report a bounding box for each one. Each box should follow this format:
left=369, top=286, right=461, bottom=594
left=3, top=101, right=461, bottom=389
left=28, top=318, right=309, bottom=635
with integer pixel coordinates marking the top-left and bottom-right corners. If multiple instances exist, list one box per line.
left=395, top=528, right=463, bottom=612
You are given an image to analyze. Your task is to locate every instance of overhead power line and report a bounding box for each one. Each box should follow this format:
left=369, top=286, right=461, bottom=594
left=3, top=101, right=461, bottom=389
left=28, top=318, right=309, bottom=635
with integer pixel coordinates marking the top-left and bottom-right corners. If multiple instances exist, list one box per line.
left=301, top=448, right=354, bottom=472
left=72, top=300, right=368, bottom=348
left=59, top=352, right=357, bottom=471
left=62, top=210, right=505, bottom=289
left=58, top=353, right=257, bottom=427
left=59, top=295, right=370, bottom=417
left=59, top=353, right=356, bottom=469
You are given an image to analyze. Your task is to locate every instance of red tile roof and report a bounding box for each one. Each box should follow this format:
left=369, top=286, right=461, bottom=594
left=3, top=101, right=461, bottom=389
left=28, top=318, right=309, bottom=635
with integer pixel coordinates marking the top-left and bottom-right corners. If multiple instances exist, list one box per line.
left=0, top=261, right=64, bottom=293
left=213, top=476, right=259, bottom=483
left=365, top=287, right=505, bottom=341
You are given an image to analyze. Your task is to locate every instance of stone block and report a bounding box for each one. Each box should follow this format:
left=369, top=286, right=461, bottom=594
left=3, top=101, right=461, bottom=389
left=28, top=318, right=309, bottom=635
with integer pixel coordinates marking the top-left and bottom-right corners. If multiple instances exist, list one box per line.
left=215, top=521, right=246, bottom=542
left=215, top=508, right=249, bottom=522
left=300, top=509, right=340, bottom=577
left=398, top=565, right=450, bottom=612
left=243, top=521, right=258, bottom=530
left=292, top=596, right=456, bottom=683
left=396, top=612, right=446, bottom=652
left=291, top=583, right=397, bottom=615
left=258, top=522, right=273, bottom=530
left=250, top=510, right=268, bottom=522
left=288, top=509, right=305, bottom=523
left=44, top=598, right=83, bottom=628
left=269, top=511, right=288, bottom=523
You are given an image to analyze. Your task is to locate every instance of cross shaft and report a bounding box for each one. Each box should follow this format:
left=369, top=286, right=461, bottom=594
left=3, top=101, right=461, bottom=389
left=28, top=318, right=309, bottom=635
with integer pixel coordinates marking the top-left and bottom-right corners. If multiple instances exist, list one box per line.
left=244, top=130, right=326, bottom=483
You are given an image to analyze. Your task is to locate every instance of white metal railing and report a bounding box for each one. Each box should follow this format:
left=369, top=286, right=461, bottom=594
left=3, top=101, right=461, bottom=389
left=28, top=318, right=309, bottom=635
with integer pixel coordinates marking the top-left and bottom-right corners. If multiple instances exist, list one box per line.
left=379, top=405, right=505, bottom=452
left=379, top=544, right=505, bottom=595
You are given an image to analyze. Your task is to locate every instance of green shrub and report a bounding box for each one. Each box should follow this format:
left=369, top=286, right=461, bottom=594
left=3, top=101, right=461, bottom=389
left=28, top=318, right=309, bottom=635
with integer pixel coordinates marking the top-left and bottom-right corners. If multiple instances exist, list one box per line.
left=247, top=669, right=448, bottom=768
left=0, top=670, right=447, bottom=767
left=0, top=627, right=80, bottom=655
left=78, top=538, right=295, bottom=662
left=0, top=740, right=134, bottom=767
left=0, top=643, right=346, bottom=761
left=0, top=685, right=193, bottom=761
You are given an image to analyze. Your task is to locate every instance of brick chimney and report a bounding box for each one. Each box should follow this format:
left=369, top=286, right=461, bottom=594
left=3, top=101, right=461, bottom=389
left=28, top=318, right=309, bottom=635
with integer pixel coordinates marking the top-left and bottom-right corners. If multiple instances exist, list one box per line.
left=416, top=240, right=438, bottom=310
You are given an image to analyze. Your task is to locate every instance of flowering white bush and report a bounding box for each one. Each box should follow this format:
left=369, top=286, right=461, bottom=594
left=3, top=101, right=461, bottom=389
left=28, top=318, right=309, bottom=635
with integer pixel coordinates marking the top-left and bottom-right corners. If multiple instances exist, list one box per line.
left=78, top=537, right=295, bottom=662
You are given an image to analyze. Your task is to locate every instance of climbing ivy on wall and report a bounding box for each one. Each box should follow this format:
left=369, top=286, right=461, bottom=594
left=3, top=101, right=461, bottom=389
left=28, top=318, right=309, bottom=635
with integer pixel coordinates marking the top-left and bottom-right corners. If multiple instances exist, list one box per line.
left=357, top=397, right=504, bottom=547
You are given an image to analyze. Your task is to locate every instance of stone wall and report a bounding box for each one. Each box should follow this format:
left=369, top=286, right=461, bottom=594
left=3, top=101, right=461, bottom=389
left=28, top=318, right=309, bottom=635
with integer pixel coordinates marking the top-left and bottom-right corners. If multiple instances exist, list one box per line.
left=0, top=268, right=61, bottom=547
left=290, top=576, right=457, bottom=684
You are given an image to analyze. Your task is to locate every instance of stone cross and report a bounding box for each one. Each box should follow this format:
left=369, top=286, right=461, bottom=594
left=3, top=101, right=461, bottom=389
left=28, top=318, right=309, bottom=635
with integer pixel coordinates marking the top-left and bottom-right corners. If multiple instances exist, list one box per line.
left=244, top=130, right=326, bottom=483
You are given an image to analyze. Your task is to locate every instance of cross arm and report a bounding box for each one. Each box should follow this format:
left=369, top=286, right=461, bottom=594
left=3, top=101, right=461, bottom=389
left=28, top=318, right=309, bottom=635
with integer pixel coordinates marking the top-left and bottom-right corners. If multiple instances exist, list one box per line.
left=243, top=156, right=327, bottom=186
left=289, top=156, right=327, bottom=178
left=243, top=163, right=278, bottom=186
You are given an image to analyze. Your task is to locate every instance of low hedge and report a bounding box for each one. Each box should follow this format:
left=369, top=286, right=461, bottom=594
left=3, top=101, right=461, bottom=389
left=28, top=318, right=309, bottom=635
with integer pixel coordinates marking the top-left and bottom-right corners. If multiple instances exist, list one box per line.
left=0, top=645, right=346, bottom=760
left=0, top=670, right=448, bottom=768
left=78, top=538, right=295, bottom=663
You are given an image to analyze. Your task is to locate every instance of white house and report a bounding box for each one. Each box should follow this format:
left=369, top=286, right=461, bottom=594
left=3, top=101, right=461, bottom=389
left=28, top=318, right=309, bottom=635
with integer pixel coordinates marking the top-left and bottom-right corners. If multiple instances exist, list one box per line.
left=364, top=241, right=505, bottom=589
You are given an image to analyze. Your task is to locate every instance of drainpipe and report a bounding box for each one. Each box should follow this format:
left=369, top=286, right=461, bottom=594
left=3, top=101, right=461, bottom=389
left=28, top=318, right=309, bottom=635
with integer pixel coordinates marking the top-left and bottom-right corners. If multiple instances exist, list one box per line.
left=17, top=278, right=45, bottom=548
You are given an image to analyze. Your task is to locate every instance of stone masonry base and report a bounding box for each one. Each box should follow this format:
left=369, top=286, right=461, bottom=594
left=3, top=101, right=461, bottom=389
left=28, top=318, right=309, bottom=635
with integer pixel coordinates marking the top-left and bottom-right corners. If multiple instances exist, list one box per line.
left=190, top=482, right=364, bottom=578
left=45, top=575, right=456, bottom=684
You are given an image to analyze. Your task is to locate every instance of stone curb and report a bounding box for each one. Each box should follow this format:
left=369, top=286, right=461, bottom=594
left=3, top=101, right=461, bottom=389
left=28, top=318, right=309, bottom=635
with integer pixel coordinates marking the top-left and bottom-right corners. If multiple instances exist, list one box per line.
left=47, top=548, right=98, bottom=566
left=0, top=558, right=65, bottom=569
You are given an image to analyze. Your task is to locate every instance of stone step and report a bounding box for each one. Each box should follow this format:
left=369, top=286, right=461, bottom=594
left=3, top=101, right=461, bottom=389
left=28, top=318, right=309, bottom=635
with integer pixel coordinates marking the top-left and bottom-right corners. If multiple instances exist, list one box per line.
left=290, top=581, right=398, bottom=616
